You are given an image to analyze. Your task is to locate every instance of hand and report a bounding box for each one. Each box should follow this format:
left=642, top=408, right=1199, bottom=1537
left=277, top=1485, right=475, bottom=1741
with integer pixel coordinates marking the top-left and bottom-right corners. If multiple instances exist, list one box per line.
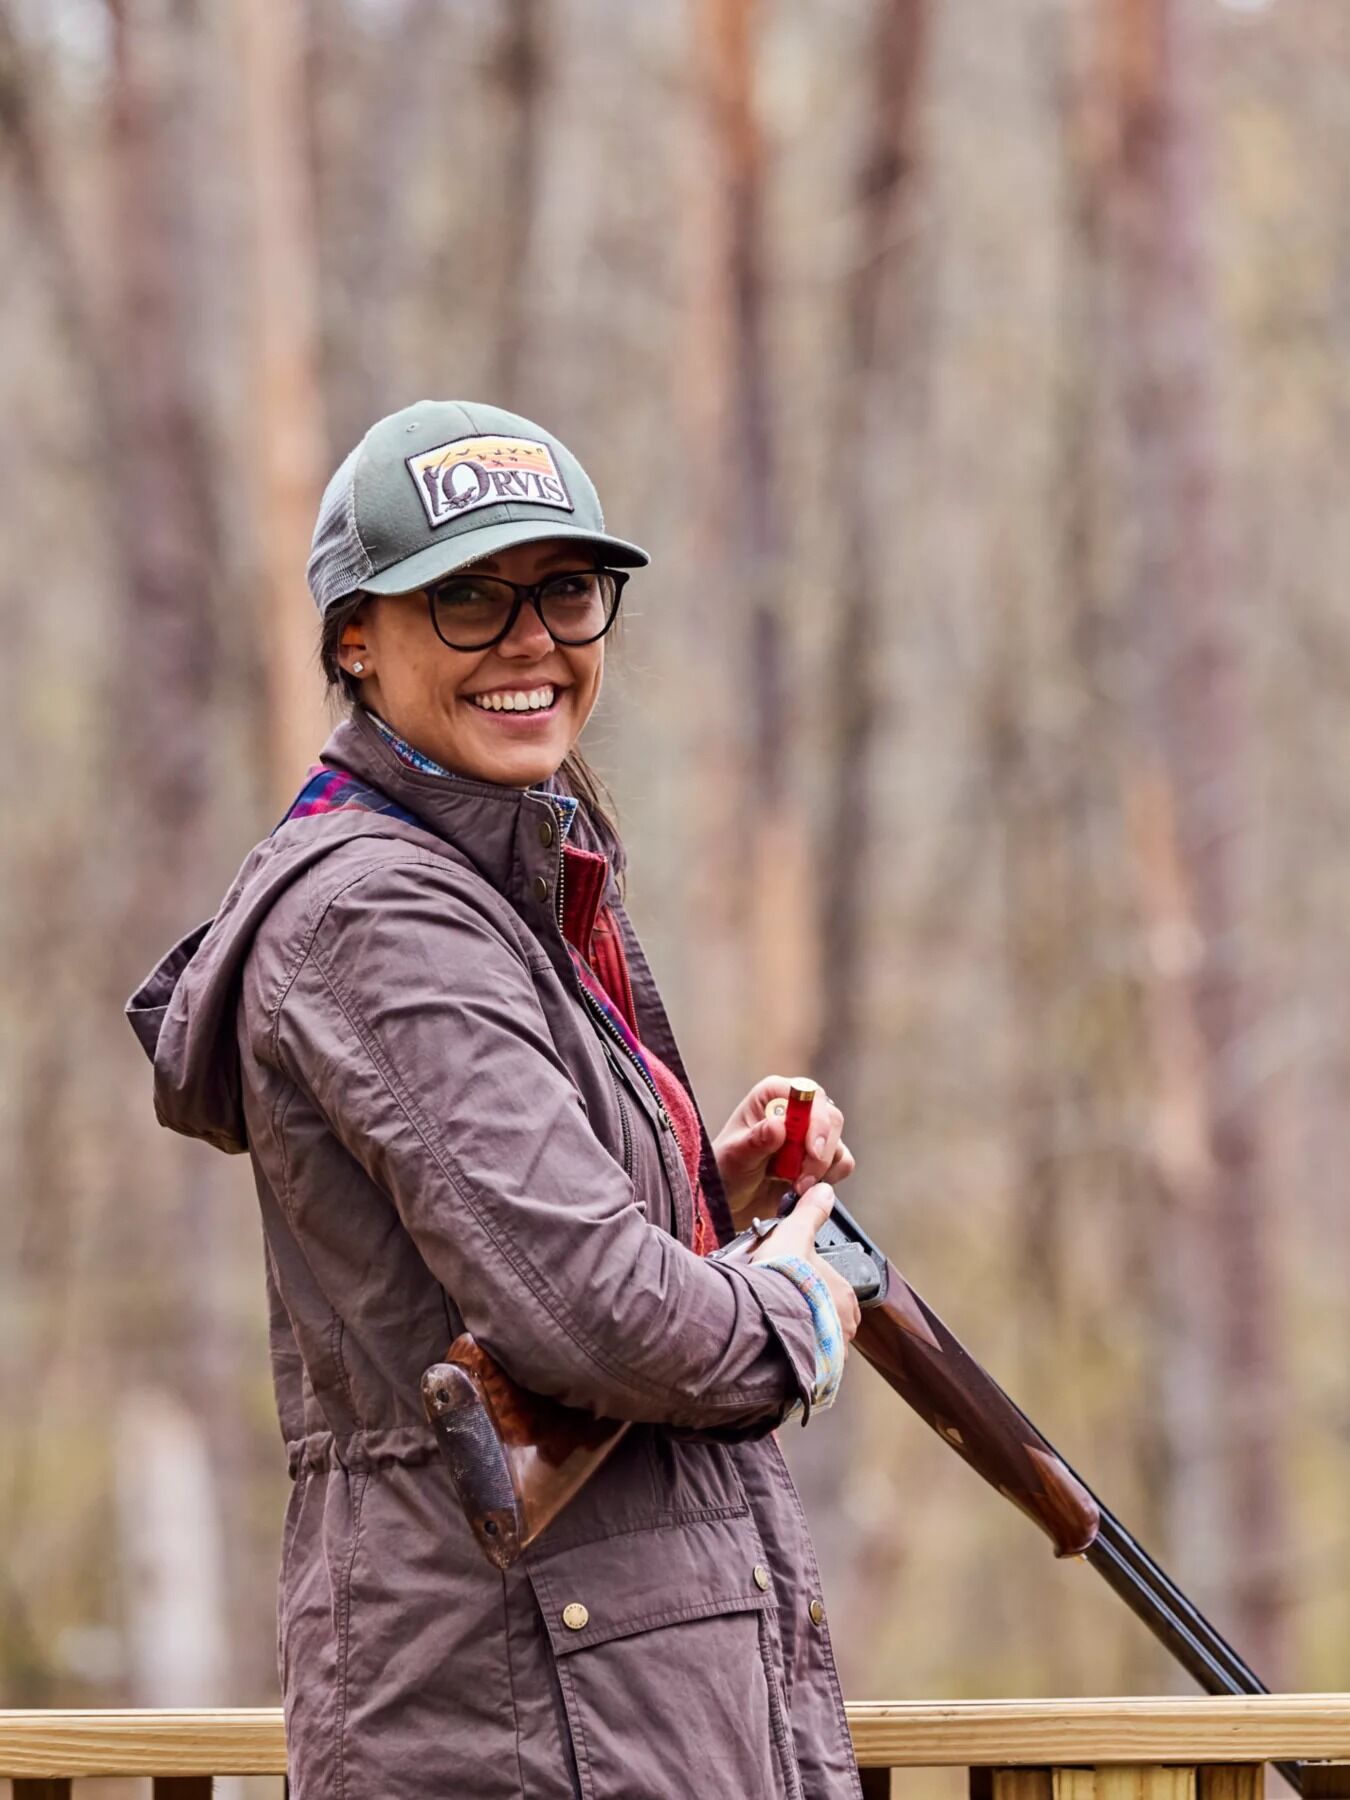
left=749, top=1182, right=861, bottom=1345
left=713, top=1073, right=856, bottom=1236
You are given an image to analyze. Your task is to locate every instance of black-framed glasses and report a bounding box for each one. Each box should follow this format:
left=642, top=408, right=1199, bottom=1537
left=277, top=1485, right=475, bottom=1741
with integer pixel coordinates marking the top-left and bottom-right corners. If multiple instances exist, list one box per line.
left=424, top=566, right=629, bottom=652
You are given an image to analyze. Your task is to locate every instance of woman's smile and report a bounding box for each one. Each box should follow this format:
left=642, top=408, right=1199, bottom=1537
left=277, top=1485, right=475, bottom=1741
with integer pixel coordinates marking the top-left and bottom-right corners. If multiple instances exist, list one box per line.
left=463, top=679, right=568, bottom=722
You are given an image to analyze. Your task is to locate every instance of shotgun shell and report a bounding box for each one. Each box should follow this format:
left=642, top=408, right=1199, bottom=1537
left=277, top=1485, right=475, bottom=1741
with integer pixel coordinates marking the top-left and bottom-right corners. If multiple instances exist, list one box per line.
left=767, top=1078, right=818, bottom=1184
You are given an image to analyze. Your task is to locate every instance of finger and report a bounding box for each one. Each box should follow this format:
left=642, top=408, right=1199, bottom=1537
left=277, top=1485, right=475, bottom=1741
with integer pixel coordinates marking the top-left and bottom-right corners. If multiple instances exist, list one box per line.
left=808, top=1095, right=839, bottom=1161
left=821, top=1142, right=856, bottom=1186
left=795, top=1106, right=845, bottom=1193
left=816, top=1261, right=861, bottom=1342
left=754, top=1076, right=791, bottom=1117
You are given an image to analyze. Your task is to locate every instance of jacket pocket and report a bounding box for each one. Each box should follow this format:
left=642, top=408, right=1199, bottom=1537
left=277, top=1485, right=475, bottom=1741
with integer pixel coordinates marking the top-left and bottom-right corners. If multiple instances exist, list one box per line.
left=526, top=1510, right=804, bottom=1800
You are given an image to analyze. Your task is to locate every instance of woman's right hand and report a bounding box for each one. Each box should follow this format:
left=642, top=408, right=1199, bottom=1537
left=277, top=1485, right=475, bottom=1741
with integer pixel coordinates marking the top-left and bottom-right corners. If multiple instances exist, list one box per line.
left=749, top=1182, right=862, bottom=1345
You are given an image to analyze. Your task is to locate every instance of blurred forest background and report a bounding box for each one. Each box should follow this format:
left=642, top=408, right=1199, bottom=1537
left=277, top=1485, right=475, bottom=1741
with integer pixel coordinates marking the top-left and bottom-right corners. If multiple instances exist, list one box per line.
left=3, top=0, right=1350, bottom=1769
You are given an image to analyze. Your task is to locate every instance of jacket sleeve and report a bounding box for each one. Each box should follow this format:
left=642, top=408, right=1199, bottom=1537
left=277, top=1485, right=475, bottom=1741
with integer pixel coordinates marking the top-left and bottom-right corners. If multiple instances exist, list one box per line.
left=272, top=854, right=817, bottom=1430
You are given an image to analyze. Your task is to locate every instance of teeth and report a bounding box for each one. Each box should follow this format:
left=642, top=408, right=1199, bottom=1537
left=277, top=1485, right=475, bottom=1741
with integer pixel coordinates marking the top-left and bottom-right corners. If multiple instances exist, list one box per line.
left=471, top=684, right=556, bottom=713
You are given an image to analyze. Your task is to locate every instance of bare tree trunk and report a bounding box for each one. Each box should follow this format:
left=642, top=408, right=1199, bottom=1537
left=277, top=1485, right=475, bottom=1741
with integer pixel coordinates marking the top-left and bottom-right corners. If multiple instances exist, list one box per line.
left=103, top=0, right=252, bottom=1708
left=678, top=0, right=772, bottom=1109
left=814, top=0, right=928, bottom=1107
left=107, top=0, right=221, bottom=936
left=1101, top=0, right=1286, bottom=1675
left=234, top=0, right=330, bottom=804
left=791, top=0, right=929, bottom=1667
left=496, top=0, right=546, bottom=402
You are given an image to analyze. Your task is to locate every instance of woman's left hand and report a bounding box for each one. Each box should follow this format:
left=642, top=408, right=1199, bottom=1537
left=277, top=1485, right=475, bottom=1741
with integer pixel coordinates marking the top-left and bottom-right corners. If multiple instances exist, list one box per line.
left=712, top=1075, right=855, bottom=1236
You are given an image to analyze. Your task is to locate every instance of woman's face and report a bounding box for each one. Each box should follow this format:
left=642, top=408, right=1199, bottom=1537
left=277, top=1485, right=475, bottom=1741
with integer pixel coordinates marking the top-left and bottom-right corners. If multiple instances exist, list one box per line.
left=339, top=538, right=609, bottom=788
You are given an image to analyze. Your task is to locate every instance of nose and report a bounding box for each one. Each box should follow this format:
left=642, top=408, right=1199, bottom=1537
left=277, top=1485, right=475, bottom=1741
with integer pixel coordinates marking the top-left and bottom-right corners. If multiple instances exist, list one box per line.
left=499, top=596, right=554, bottom=657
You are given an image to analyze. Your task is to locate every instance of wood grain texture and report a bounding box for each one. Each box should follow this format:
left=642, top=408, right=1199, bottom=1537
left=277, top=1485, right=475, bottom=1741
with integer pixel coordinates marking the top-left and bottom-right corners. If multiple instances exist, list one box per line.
left=1302, top=1767, right=1350, bottom=1800
left=1055, top=1768, right=1099, bottom=1800
left=845, top=1698, right=1350, bottom=1767
left=0, top=1711, right=286, bottom=1777
left=13, top=1782, right=73, bottom=1799
left=1197, top=1766, right=1263, bottom=1800
left=153, top=1780, right=216, bottom=1798
left=995, top=1769, right=1054, bottom=1800
left=1095, top=1766, right=1195, bottom=1800
left=0, top=1699, right=1347, bottom=1776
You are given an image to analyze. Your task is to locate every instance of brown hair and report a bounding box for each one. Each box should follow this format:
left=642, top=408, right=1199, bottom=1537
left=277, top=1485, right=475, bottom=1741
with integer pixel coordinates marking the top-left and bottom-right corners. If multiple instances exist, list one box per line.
left=317, top=592, right=626, bottom=877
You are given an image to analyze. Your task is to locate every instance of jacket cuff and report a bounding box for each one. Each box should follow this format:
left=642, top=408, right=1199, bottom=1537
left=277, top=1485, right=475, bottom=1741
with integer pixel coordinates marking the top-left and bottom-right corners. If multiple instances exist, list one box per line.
left=726, top=1260, right=820, bottom=1426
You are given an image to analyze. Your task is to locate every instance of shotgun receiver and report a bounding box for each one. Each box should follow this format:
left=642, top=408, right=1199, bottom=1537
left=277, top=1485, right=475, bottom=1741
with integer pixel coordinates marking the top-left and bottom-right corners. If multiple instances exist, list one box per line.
left=422, top=1196, right=1300, bottom=1791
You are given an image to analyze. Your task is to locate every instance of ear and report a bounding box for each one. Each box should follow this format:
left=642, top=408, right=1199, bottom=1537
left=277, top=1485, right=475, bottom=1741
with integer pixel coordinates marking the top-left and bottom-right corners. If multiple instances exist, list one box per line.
left=338, top=617, right=370, bottom=678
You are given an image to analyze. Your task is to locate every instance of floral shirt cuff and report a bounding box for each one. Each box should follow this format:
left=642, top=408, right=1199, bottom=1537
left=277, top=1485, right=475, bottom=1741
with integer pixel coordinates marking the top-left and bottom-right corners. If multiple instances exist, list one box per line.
left=753, top=1253, right=845, bottom=1421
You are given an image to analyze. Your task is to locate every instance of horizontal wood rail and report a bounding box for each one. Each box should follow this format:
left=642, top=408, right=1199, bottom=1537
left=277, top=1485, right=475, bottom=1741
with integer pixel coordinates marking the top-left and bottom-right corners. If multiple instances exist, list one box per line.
left=0, top=1696, right=1346, bottom=1793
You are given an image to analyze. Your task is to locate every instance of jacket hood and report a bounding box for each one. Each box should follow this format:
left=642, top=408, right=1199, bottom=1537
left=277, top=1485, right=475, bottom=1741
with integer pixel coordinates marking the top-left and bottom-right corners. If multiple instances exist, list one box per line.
left=125, top=810, right=421, bottom=1152
left=125, top=709, right=624, bottom=1154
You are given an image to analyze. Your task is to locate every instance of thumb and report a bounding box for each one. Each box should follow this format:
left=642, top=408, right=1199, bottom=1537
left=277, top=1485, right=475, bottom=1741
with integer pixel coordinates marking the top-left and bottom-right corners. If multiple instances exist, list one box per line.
left=788, top=1180, right=836, bottom=1235
left=754, top=1182, right=835, bottom=1261
left=723, top=1112, right=784, bottom=1173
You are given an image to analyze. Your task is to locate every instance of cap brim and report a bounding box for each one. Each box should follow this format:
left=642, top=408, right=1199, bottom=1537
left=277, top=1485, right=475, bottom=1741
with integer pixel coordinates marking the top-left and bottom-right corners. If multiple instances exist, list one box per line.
left=360, top=520, right=650, bottom=597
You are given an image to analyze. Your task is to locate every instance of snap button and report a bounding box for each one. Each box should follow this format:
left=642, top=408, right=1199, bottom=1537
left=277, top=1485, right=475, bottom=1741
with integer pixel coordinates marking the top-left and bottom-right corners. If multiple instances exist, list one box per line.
left=532, top=875, right=550, bottom=903
left=539, top=816, right=555, bottom=848
left=753, top=1564, right=771, bottom=1592
left=808, top=1596, right=825, bottom=1626
left=562, top=1602, right=589, bottom=1631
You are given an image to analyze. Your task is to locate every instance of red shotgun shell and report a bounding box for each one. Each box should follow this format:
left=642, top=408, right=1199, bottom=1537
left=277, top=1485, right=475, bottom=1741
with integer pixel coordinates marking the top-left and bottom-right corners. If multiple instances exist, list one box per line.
left=768, top=1078, right=818, bottom=1184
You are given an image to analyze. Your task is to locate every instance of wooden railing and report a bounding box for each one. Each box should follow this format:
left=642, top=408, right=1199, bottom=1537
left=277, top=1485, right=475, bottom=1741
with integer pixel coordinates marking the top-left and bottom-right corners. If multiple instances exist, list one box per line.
left=0, top=1695, right=1348, bottom=1795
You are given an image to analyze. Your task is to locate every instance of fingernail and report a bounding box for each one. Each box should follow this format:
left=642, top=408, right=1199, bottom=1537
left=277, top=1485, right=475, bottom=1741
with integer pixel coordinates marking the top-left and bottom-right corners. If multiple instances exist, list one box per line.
left=813, top=1135, right=827, bottom=1157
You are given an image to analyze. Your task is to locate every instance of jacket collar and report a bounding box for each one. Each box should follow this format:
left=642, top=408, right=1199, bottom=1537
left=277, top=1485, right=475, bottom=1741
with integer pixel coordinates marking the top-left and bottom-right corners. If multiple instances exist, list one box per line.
left=316, top=707, right=601, bottom=938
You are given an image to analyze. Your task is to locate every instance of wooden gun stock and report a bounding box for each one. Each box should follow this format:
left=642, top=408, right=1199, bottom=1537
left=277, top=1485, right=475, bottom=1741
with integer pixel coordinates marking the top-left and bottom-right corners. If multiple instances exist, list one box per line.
left=421, top=1338, right=629, bottom=1571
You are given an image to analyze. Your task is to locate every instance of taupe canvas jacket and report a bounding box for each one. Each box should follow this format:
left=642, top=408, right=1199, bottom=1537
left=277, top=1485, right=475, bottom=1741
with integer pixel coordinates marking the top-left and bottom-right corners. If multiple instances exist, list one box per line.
left=127, top=707, right=862, bottom=1799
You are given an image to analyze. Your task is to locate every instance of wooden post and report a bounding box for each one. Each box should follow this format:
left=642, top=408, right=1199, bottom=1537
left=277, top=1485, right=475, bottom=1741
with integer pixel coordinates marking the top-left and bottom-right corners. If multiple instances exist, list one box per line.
left=1094, top=1767, right=1196, bottom=1800
left=1196, top=1768, right=1263, bottom=1800
left=153, top=1781, right=216, bottom=1799
left=995, top=1772, right=1055, bottom=1800
left=860, top=1769, right=892, bottom=1799
left=13, top=1783, right=72, bottom=1800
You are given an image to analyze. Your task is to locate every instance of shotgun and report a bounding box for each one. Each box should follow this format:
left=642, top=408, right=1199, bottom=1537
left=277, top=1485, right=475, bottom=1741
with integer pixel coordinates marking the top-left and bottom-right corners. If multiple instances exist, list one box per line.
left=422, top=1195, right=1301, bottom=1793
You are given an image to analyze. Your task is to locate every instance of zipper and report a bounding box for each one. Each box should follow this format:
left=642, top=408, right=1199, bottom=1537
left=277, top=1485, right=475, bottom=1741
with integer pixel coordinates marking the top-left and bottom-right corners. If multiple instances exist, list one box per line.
left=551, top=810, right=674, bottom=1136
left=604, top=1048, right=635, bottom=1177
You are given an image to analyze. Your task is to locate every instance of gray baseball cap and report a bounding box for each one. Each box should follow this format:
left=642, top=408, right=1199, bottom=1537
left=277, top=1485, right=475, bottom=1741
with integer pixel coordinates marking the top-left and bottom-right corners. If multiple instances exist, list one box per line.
left=306, top=399, right=650, bottom=615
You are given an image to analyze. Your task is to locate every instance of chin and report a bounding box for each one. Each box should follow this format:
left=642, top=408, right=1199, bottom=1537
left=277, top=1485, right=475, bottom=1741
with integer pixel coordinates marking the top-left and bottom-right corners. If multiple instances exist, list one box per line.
left=470, top=744, right=569, bottom=789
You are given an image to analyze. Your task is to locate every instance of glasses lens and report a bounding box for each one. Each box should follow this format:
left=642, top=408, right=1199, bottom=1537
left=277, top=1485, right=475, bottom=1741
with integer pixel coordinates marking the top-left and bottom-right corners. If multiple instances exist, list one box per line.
left=429, top=574, right=518, bottom=648
left=538, top=570, right=618, bottom=643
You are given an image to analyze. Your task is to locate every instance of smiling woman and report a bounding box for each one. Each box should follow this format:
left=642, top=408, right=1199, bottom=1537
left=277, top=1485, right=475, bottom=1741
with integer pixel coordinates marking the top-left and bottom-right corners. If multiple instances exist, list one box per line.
left=126, top=398, right=863, bottom=1800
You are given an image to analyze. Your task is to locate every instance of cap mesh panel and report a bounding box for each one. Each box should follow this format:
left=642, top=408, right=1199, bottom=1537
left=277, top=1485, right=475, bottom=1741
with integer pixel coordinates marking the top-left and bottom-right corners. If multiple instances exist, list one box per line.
left=306, top=448, right=375, bottom=613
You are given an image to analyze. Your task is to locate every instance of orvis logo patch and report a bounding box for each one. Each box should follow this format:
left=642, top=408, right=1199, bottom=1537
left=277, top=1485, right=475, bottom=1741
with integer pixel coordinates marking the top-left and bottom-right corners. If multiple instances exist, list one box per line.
left=406, top=435, right=574, bottom=529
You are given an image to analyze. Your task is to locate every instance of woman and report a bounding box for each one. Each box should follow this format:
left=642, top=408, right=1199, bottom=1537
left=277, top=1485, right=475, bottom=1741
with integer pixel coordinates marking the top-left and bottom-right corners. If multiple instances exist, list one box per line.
left=127, top=399, right=865, bottom=1799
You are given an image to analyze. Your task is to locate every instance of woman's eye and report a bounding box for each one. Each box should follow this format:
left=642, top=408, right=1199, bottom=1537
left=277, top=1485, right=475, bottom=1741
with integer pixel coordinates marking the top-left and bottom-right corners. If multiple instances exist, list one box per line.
left=436, top=582, right=495, bottom=608
left=548, top=574, right=593, bottom=600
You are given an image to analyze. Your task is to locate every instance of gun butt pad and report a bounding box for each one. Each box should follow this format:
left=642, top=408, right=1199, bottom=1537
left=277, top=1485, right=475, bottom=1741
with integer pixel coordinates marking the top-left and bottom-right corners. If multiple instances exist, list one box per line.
left=422, top=1361, right=524, bottom=1570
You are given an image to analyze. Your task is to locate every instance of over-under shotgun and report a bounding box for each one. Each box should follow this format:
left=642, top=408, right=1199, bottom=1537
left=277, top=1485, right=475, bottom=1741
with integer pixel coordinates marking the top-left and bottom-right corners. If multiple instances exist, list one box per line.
left=422, top=1196, right=1301, bottom=1794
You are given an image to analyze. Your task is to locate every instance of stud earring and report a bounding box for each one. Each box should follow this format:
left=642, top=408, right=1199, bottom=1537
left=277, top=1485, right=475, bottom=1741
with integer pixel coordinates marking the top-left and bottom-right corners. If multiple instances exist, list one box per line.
left=352, top=661, right=365, bottom=674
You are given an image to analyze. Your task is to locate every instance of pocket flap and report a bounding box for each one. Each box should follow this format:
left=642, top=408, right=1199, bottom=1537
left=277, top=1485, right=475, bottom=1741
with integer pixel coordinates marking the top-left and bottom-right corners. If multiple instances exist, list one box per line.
left=526, top=1508, right=775, bottom=1655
